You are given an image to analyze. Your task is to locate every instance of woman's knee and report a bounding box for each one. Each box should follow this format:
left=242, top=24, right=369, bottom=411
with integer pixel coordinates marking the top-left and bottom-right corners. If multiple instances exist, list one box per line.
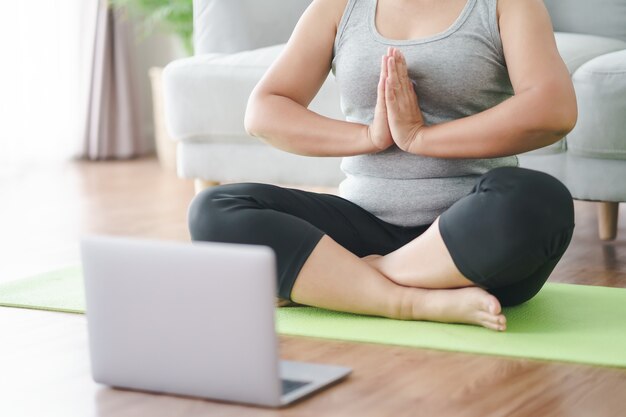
left=485, top=167, right=575, bottom=238
left=468, top=168, right=574, bottom=300
left=441, top=167, right=575, bottom=296
left=187, top=186, right=224, bottom=241
left=489, top=252, right=565, bottom=307
left=187, top=183, right=265, bottom=241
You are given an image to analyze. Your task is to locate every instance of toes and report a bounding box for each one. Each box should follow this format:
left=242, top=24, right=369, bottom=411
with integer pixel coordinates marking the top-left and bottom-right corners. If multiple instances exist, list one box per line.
left=485, top=320, right=506, bottom=332
left=491, top=314, right=506, bottom=326
left=481, top=320, right=504, bottom=331
left=478, top=312, right=507, bottom=331
left=478, top=312, right=499, bottom=324
left=491, top=315, right=507, bottom=331
left=492, top=316, right=507, bottom=331
left=473, top=289, right=501, bottom=316
left=481, top=299, right=495, bottom=314
left=484, top=294, right=502, bottom=316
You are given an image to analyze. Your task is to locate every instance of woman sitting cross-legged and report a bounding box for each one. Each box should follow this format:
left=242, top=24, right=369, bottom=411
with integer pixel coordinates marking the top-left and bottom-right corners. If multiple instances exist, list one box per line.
left=188, top=0, right=577, bottom=331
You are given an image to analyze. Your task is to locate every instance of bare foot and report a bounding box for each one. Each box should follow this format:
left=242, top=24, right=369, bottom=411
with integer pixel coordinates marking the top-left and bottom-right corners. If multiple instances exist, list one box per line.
left=362, top=254, right=505, bottom=330
left=406, top=286, right=507, bottom=331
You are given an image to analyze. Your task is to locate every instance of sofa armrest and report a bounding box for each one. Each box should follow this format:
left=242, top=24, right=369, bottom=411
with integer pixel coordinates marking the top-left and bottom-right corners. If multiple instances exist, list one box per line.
left=162, top=52, right=265, bottom=141
left=568, top=49, right=626, bottom=160
left=193, top=0, right=312, bottom=55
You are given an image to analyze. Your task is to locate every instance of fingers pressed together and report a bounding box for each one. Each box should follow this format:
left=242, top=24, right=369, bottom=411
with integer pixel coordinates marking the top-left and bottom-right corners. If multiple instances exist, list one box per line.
left=384, top=47, right=414, bottom=102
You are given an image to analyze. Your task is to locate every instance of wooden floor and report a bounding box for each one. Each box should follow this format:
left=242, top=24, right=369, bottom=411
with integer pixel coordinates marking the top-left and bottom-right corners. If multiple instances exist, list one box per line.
left=1, top=157, right=625, bottom=416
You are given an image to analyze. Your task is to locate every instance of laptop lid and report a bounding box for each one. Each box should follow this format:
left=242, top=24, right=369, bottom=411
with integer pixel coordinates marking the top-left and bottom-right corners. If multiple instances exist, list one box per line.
left=81, top=235, right=282, bottom=406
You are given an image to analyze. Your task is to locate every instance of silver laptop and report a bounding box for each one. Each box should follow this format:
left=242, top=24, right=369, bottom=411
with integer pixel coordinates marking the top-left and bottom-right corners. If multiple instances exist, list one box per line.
left=80, top=235, right=351, bottom=407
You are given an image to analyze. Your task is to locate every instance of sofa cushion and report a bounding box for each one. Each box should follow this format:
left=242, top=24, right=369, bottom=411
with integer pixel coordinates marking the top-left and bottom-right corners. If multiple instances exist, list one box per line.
left=567, top=49, right=626, bottom=160
left=544, top=0, right=626, bottom=43
left=193, top=0, right=312, bottom=55
left=163, top=44, right=344, bottom=143
left=554, top=33, right=626, bottom=74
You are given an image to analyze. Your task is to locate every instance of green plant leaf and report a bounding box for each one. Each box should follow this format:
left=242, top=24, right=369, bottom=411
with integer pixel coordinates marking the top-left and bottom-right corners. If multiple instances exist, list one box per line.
left=108, top=0, right=193, bottom=55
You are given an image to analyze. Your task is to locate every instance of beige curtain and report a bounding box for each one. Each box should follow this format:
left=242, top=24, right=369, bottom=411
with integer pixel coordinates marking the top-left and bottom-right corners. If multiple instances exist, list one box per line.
left=81, top=0, right=147, bottom=160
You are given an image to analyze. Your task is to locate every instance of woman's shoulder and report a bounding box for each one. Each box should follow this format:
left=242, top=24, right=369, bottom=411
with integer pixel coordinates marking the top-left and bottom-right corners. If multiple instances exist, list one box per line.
left=495, top=0, right=548, bottom=22
left=310, top=0, right=351, bottom=31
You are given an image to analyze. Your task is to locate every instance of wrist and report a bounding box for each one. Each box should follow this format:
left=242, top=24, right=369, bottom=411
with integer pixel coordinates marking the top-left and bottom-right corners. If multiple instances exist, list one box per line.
left=406, top=124, right=428, bottom=154
left=363, top=124, right=385, bottom=153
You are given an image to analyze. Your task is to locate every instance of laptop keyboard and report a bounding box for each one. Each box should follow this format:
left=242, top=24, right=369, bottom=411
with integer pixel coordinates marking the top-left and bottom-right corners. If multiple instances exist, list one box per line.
left=281, top=378, right=310, bottom=395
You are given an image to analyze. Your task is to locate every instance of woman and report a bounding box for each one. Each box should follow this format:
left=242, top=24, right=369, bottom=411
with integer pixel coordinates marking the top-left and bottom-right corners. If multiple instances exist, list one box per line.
left=188, top=0, right=577, bottom=331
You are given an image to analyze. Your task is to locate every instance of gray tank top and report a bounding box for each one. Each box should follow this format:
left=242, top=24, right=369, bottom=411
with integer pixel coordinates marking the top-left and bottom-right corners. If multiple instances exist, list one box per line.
left=331, top=0, right=519, bottom=227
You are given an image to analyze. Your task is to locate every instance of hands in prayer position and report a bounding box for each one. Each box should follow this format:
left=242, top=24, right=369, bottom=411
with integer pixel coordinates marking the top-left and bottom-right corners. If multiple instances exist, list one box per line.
left=368, top=47, right=427, bottom=153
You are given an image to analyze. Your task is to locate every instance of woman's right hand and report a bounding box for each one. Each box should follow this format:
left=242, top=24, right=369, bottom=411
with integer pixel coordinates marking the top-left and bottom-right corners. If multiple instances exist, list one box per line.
left=367, top=54, right=394, bottom=151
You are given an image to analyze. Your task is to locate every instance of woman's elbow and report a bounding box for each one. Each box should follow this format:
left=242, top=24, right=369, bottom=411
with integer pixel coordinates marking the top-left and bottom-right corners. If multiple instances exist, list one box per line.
left=555, top=95, right=578, bottom=136
left=243, top=114, right=259, bottom=137
left=244, top=95, right=262, bottom=137
left=546, top=82, right=578, bottom=137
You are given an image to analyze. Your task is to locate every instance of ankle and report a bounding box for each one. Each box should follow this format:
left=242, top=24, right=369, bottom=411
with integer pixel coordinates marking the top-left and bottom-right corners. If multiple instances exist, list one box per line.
left=387, top=287, right=421, bottom=320
left=401, top=288, right=443, bottom=322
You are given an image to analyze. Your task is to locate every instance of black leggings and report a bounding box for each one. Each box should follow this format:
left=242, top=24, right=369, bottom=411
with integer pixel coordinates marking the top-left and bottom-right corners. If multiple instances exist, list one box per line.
left=188, top=167, right=575, bottom=307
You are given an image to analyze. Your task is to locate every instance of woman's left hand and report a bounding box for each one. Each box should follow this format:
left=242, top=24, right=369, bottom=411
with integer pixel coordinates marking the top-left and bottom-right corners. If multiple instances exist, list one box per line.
left=384, top=47, right=427, bottom=153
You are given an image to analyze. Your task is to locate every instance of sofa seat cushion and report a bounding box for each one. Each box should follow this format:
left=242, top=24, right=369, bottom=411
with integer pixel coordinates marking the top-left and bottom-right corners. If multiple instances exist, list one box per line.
left=519, top=152, right=626, bottom=202
left=568, top=49, right=626, bottom=160
left=176, top=141, right=344, bottom=186
left=163, top=44, right=344, bottom=143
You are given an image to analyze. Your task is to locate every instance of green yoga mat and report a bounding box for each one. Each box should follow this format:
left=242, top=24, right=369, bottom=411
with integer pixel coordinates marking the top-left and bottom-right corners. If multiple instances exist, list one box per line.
left=1, top=265, right=626, bottom=368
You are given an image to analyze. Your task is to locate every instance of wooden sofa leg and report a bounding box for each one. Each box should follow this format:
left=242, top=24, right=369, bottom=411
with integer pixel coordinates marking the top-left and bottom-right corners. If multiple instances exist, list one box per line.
left=597, top=201, right=619, bottom=241
left=194, top=179, right=220, bottom=195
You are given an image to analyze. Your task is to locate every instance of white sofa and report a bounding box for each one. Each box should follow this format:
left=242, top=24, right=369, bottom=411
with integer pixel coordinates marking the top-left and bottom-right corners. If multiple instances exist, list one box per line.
left=163, top=0, right=626, bottom=240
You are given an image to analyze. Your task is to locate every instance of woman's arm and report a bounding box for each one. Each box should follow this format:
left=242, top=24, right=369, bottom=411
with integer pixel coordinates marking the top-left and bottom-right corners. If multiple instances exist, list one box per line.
left=403, top=0, right=578, bottom=159
left=244, top=0, right=379, bottom=157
